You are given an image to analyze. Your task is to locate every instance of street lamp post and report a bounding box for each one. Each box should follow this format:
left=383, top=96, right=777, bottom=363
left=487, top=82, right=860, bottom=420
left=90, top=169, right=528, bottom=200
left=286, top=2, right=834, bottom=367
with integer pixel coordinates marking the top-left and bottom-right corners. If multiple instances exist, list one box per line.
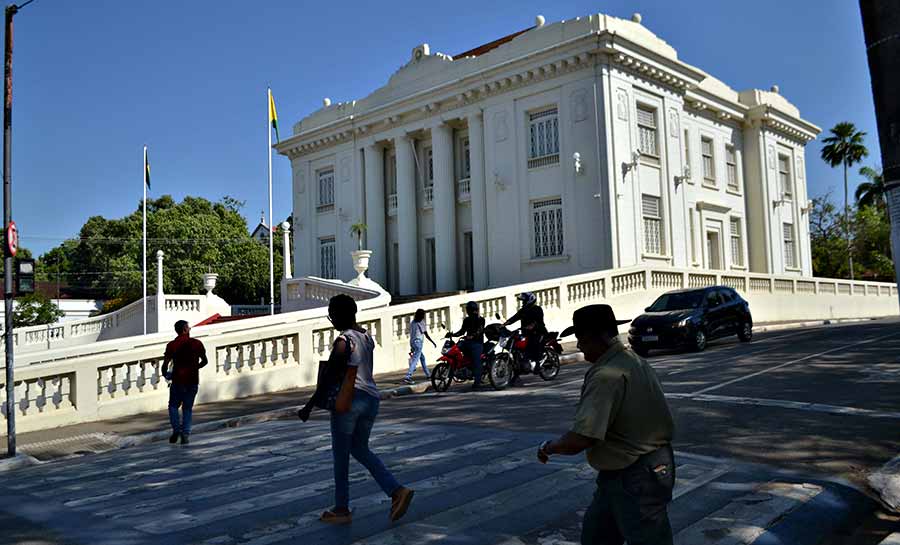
left=3, top=0, right=34, bottom=458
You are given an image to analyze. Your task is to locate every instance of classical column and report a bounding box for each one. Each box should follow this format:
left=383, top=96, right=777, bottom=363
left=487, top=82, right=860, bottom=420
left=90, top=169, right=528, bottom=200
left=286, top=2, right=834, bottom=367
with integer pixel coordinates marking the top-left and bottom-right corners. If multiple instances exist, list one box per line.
left=363, top=143, right=386, bottom=285
left=281, top=221, right=292, bottom=279
left=431, top=122, right=457, bottom=292
left=394, top=133, right=419, bottom=295
left=467, top=111, right=489, bottom=290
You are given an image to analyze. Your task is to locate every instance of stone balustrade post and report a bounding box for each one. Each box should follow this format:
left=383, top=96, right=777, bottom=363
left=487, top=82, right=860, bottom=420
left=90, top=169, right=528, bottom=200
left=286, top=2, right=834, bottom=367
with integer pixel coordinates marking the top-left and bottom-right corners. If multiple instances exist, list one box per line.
left=156, top=250, right=165, bottom=296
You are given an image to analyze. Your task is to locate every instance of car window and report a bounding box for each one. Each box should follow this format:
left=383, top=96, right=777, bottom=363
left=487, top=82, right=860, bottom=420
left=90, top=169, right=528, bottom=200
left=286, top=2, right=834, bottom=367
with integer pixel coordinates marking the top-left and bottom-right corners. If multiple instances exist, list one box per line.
left=705, top=290, right=721, bottom=307
left=648, top=290, right=705, bottom=311
left=718, top=289, right=734, bottom=303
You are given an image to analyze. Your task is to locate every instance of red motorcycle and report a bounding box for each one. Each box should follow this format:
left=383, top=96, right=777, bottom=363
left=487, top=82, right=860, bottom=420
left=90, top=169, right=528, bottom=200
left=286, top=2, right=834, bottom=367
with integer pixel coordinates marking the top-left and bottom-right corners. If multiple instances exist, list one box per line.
left=507, top=328, right=563, bottom=382
left=430, top=326, right=512, bottom=392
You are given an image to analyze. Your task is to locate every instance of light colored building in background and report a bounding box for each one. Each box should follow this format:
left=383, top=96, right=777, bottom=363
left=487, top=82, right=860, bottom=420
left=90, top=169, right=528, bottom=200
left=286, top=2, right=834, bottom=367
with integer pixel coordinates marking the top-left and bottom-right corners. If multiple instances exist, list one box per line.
left=276, top=11, right=819, bottom=296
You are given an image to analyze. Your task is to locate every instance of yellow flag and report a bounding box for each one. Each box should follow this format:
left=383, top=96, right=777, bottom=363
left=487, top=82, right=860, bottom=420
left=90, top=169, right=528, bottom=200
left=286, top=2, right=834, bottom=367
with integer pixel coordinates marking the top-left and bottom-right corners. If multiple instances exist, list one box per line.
left=269, top=90, right=279, bottom=143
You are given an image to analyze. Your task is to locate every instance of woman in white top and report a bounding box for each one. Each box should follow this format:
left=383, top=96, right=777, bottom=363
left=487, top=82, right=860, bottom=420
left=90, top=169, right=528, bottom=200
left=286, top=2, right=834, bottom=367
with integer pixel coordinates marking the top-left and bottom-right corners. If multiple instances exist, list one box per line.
left=404, top=308, right=437, bottom=384
left=319, top=294, right=414, bottom=525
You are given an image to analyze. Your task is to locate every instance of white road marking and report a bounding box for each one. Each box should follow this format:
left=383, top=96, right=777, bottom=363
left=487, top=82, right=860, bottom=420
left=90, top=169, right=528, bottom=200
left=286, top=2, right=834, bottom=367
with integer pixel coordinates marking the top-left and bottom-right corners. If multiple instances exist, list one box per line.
left=674, top=482, right=822, bottom=545
left=667, top=393, right=900, bottom=420
left=690, top=331, right=900, bottom=396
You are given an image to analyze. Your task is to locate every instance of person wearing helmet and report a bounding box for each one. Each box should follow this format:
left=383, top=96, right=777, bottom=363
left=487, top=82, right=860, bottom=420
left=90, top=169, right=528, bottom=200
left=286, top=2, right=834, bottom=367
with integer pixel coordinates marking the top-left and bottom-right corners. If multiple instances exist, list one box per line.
left=451, top=301, right=486, bottom=390
left=504, top=292, right=548, bottom=376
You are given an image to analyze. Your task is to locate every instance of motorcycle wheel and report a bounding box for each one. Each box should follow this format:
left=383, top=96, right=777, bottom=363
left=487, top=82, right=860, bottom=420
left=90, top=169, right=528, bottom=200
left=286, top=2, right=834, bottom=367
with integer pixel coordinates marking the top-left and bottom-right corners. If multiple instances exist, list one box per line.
left=538, top=350, right=560, bottom=381
left=431, top=362, right=453, bottom=392
left=489, top=354, right=512, bottom=390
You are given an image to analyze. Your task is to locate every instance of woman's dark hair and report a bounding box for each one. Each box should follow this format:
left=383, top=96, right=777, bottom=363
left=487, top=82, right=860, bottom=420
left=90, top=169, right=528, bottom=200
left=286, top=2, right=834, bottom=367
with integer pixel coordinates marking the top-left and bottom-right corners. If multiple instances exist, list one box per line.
left=414, top=309, right=426, bottom=322
left=328, top=294, right=357, bottom=331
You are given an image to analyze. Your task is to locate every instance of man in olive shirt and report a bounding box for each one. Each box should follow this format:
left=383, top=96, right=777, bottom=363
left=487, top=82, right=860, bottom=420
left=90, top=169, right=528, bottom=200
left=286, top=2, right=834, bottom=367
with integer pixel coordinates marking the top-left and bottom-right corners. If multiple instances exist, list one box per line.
left=537, top=304, right=675, bottom=545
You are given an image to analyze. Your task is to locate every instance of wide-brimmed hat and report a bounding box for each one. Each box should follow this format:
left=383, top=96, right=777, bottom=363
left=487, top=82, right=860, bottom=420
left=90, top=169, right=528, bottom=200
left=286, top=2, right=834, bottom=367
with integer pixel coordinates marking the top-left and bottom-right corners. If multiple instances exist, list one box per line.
left=560, top=304, right=631, bottom=338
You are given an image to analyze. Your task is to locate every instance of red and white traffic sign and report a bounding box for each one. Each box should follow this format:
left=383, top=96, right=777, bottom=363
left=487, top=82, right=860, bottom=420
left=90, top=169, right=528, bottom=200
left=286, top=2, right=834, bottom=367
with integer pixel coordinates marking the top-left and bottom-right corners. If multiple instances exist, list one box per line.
left=6, top=221, right=17, bottom=257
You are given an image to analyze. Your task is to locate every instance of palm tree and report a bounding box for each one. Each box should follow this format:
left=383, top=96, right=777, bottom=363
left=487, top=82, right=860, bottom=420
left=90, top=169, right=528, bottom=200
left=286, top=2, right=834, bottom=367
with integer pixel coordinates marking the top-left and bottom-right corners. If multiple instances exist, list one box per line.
left=854, top=166, right=885, bottom=209
left=820, top=122, right=869, bottom=280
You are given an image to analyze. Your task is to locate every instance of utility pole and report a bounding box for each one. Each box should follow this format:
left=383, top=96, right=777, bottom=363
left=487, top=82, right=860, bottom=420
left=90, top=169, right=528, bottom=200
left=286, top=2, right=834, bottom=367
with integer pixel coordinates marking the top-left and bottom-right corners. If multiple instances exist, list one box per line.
left=859, top=1, right=900, bottom=309
left=3, top=0, right=33, bottom=458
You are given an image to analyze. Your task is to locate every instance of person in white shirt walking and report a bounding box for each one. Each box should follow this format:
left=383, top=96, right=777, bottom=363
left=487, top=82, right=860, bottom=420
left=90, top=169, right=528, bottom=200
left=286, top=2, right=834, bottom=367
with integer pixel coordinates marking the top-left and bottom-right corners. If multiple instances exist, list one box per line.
left=404, top=309, right=437, bottom=384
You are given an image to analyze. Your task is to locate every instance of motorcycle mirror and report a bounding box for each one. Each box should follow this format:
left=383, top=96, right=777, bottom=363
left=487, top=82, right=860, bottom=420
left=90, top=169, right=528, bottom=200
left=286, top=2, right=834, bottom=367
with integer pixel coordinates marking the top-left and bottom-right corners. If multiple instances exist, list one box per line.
left=495, top=313, right=501, bottom=320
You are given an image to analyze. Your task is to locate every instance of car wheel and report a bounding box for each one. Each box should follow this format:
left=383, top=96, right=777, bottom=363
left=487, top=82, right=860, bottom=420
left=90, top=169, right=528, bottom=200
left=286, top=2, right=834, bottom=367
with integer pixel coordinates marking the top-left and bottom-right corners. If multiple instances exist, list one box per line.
left=693, top=329, right=707, bottom=352
left=738, top=321, right=753, bottom=342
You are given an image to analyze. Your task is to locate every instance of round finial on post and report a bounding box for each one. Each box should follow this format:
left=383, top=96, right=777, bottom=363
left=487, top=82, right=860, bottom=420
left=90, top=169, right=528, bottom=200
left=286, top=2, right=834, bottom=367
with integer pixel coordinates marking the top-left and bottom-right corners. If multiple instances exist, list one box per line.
left=631, top=13, right=642, bottom=23
left=323, top=97, right=332, bottom=107
left=281, top=221, right=291, bottom=232
left=770, top=85, right=780, bottom=94
left=535, top=15, right=545, bottom=27
left=156, top=250, right=164, bottom=259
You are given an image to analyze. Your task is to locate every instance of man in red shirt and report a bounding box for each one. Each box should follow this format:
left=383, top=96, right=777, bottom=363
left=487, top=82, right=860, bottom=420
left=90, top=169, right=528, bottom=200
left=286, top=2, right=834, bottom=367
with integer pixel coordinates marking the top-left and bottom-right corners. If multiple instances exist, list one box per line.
left=162, top=320, right=208, bottom=445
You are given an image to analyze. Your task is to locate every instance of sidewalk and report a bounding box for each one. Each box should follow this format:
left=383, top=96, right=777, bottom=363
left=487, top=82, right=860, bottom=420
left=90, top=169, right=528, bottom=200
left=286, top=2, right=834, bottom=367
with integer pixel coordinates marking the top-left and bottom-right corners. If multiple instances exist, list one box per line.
left=0, top=317, right=877, bottom=464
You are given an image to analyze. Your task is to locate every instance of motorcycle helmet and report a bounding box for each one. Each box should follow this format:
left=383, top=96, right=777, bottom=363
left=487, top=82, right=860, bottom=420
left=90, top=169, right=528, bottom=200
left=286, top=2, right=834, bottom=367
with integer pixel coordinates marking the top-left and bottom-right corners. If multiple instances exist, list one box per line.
left=465, top=301, right=479, bottom=315
left=518, top=292, right=537, bottom=307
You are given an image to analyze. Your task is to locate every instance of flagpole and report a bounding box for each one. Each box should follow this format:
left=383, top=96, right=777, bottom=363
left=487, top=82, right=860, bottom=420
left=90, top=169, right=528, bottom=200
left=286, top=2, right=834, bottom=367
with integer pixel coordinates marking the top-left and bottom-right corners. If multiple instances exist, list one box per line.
left=267, top=87, right=274, bottom=316
left=142, top=144, right=148, bottom=335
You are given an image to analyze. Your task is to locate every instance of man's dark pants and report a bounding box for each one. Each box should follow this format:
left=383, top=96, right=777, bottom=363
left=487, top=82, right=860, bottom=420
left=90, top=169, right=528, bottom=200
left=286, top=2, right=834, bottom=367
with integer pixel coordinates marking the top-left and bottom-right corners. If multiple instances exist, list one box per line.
left=169, top=383, right=199, bottom=436
left=458, top=340, right=484, bottom=386
left=581, top=445, right=675, bottom=545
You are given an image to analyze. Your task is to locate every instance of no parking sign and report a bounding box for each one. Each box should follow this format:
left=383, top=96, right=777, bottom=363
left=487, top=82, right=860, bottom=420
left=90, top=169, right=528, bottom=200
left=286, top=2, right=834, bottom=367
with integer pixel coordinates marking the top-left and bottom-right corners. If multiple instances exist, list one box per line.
left=6, top=221, right=17, bottom=257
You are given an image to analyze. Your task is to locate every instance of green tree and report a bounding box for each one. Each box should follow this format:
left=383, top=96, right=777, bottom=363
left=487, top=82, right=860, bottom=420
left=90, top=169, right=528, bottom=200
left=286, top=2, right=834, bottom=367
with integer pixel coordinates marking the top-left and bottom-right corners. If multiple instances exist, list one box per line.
left=36, top=196, right=286, bottom=309
left=854, top=166, right=886, bottom=209
left=820, top=122, right=869, bottom=279
left=809, top=193, right=894, bottom=280
left=12, top=293, right=64, bottom=327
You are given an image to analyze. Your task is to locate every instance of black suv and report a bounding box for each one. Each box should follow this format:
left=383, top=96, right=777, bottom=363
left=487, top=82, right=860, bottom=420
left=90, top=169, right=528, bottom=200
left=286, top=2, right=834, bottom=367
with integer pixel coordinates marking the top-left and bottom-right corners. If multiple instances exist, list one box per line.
left=628, top=286, right=753, bottom=356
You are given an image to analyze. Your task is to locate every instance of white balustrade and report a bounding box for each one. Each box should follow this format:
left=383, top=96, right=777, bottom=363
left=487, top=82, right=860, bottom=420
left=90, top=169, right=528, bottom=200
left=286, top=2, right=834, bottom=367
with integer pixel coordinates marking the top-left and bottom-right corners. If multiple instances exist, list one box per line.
left=423, top=186, right=434, bottom=207
left=457, top=178, right=471, bottom=202
left=3, top=263, right=897, bottom=434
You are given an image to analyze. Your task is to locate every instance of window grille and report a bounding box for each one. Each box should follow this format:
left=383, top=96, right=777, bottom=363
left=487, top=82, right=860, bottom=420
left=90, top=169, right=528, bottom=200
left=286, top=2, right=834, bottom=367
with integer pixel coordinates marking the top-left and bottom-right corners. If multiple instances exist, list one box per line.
left=730, top=217, right=744, bottom=267
left=320, top=237, right=336, bottom=279
left=642, top=195, right=663, bottom=255
left=317, top=168, right=335, bottom=210
left=461, top=137, right=471, bottom=179
left=783, top=223, right=796, bottom=268
left=701, top=138, right=715, bottom=183
left=532, top=197, right=564, bottom=258
left=726, top=145, right=738, bottom=191
left=528, top=108, right=560, bottom=169
left=636, top=105, right=658, bottom=157
left=778, top=155, right=792, bottom=199
left=425, top=146, right=434, bottom=186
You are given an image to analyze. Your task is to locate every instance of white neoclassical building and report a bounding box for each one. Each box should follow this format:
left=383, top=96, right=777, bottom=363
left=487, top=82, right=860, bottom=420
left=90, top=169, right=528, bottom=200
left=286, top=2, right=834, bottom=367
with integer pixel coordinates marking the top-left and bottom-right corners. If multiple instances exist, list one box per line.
left=276, top=11, right=820, bottom=296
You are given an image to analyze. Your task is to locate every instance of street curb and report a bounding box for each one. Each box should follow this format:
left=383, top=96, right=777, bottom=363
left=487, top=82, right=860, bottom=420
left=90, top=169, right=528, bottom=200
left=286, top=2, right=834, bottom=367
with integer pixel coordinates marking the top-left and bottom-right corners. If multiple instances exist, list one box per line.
left=752, top=317, right=875, bottom=334
left=0, top=453, right=41, bottom=473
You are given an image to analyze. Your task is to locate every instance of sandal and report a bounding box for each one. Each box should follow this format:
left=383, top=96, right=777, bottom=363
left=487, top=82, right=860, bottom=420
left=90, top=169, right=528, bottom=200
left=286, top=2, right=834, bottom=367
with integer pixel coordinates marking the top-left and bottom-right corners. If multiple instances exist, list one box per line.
left=320, top=509, right=353, bottom=525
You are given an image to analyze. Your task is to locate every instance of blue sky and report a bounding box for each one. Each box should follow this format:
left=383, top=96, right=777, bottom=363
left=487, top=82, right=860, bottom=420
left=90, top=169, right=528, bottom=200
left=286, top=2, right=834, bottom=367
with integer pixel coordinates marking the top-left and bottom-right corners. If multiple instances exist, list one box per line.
left=6, top=0, right=880, bottom=257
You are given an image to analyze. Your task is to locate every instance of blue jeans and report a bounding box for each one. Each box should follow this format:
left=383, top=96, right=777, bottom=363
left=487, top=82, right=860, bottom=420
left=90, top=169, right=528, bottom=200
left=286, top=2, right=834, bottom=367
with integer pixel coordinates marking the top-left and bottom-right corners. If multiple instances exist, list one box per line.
left=406, top=338, right=430, bottom=379
left=168, top=384, right=199, bottom=435
left=330, top=389, right=402, bottom=510
left=459, top=340, right=484, bottom=386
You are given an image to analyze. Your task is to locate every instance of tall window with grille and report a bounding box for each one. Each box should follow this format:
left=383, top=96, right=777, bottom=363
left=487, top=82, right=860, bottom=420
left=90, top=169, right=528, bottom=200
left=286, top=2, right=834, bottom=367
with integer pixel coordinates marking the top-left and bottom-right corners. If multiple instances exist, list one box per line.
left=317, top=168, right=335, bottom=211
left=642, top=195, right=663, bottom=255
left=531, top=197, right=564, bottom=258
left=636, top=105, right=658, bottom=157
left=423, top=146, right=434, bottom=206
left=527, top=108, right=560, bottom=169
left=778, top=154, right=792, bottom=199
left=783, top=223, right=796, bottom=268
left=319, top=237, right=336, bottom=279
left=683, top=129, right=692, bottom=182
left=385, top=151, right=398, bottom=211
left=460, top=137, right=471, bottom=179
left=726, top=145, right=738, bottom=192
left=730, top=217, right=744, bottom=267
left=701, top=137, right=715, bottom=184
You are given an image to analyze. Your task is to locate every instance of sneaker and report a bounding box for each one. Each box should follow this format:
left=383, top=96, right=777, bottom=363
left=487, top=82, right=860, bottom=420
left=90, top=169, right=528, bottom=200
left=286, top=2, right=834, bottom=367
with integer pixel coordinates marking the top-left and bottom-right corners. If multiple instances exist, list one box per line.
left=320, top=509, right=353, bottom=525
left=169, top=431, right=180, bottom=444
left=180, top=433, right=191, bottom=445
left=402, top=377, right=414, bottom=385
left=390, top=487, right=415, bottom=522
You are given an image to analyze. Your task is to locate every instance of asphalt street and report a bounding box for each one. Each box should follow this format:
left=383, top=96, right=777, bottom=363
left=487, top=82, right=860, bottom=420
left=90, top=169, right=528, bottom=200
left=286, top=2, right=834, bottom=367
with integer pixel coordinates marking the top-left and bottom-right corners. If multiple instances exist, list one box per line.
left=0, top=318, right=898, bottom=544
